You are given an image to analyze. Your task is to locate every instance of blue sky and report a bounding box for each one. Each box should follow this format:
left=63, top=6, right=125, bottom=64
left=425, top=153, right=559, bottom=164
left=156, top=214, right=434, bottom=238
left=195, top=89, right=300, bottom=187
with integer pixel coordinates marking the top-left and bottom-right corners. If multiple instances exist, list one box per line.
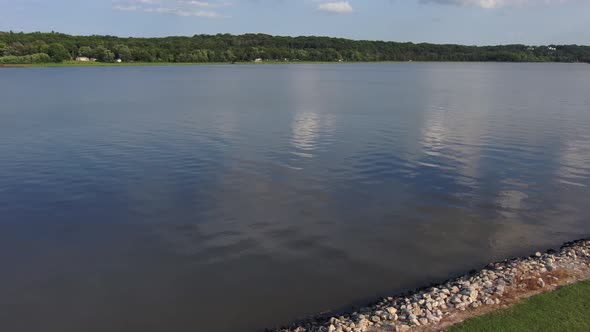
left=1, top=0, right=589, bottom=45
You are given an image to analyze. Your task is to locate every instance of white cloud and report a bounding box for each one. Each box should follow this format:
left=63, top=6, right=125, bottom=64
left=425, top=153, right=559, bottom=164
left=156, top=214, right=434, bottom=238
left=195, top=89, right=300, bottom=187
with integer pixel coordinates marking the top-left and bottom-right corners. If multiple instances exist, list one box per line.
left=420, top=0, right=569, bottom=9
left=128, top=0, right=161, bottom=4
left=145, top=7, right=221, bottom=17
left=113, top=0, right=570, bottom=19
left=181, top=0, right=232, bottom=8
left=317, top=1, right=353, bottom=13
left=113, top=0, right=228, bottom=17
left=113, top=5, right=139, bottom=11
left=184, top=0, right=212, bottom=7
left=180, top=0, right=216, bottom=7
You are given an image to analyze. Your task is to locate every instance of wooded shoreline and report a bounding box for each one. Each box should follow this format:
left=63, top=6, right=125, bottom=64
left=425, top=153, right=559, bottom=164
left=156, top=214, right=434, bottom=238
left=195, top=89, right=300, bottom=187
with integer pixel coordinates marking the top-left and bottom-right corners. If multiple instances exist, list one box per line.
left=1, top=60, right=588, bottom=69
left=2, top=31, right=590, bottom=65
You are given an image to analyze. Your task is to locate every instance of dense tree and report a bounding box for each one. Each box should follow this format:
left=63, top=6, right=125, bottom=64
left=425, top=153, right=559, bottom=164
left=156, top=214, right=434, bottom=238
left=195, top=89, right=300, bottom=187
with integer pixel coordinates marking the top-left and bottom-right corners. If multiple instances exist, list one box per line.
left=113, top=44, right=131, bottom=61
left=1, top=31, right=589, bottom=64
left=0, top=53, right=51, bottom=64
left=78, top=46, right=93, bottom=57
left=48, top=43, right=70, bottom=62
left=6, top=42, right=26, bottom=56
left=30, top=40, right=49, bottom=54
left=94, top=45, right=115, bottom=62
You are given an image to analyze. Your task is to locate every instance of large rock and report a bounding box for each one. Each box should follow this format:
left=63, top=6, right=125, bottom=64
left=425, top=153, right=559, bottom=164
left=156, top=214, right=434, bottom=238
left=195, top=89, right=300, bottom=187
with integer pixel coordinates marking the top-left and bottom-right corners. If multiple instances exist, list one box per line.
left=426, top=313, right=440, bottom=323
left=357, top=318, right=369, bottom=329
left=386, top=307, right=397, bottom=315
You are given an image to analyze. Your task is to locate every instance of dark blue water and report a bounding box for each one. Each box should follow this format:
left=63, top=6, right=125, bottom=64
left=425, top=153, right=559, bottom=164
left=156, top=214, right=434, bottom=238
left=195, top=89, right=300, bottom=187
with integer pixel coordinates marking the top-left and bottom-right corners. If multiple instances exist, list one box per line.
left=1, top=63, right=589, bottom=332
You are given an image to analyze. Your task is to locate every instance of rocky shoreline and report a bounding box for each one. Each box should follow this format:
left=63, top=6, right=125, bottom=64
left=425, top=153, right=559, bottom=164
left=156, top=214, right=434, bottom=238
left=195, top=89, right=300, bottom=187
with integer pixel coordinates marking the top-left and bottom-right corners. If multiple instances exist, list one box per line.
left=270, top=238, right=590, bottom=332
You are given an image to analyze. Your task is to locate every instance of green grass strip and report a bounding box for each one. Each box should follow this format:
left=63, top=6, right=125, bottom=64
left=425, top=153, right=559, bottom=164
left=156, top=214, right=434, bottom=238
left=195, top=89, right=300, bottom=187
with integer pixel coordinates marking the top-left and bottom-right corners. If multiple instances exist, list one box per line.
left=448, top=279, right=590, bottom=332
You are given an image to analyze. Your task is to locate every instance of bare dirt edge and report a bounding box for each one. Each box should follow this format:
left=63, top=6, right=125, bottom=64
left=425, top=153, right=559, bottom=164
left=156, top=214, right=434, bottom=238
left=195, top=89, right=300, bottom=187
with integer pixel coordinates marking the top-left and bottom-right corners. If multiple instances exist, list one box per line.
left=415, top=269, right=590, bottom=332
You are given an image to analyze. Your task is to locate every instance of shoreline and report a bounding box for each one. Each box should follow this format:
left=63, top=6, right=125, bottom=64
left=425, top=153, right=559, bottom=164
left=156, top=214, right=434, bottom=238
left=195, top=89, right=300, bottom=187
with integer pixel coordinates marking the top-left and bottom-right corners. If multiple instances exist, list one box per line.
left=1, top=61, right=588, bottom=69
left=270, top=238, right=590, bottom=332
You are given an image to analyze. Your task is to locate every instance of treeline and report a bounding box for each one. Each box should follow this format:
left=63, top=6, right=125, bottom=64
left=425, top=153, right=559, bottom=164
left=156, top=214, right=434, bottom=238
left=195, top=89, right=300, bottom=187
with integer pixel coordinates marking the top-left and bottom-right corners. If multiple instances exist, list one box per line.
left=1, top=31, right=590, bottom=64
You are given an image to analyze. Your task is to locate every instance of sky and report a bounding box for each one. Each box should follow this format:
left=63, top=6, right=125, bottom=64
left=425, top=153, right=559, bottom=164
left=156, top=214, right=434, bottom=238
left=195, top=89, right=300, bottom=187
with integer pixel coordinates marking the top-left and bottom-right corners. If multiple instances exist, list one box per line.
left=0, top=0, right=589, bottom=45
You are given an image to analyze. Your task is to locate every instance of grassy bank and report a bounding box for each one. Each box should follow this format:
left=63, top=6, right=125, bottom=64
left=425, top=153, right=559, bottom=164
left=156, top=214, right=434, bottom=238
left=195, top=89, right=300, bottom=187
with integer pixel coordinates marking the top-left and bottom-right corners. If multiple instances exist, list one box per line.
left=0, top=60, right=343, bottom=68
left=4, top=60, right=589, bottom=68
left=448, top=279, right=590, bottom=332
left=6, top=60, right=588, bottom=68
left=1, top=61, right=234, bottom=67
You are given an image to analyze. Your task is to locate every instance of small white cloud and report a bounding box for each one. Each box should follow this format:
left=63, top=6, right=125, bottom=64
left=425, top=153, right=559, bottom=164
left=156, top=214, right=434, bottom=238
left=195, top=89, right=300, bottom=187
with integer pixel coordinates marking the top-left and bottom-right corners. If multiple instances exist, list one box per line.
left=180, top=0, right=232, bottom=8
left=182, top=0, right=212, bottom=7
left=113, top=5, right=139, bottom=11
left=145, top=7, right=220, bottom=17
left=113, top=0, right=229, bottom=17
left=420, top=0, right=569, bottom=9
left=317, top=1, right=353, bottom=14
left=131, top=0, right=160, bottom=4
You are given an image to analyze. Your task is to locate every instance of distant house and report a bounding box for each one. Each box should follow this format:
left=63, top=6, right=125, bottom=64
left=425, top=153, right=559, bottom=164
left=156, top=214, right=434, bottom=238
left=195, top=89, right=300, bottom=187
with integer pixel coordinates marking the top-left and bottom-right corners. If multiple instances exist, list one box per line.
left=254, top=58, right=263, bottom=63
left=548, top=47, right=557, bottom=51
left=75, top=56, right=90, bottom=62
left=116, top=59, right=122, bottom=63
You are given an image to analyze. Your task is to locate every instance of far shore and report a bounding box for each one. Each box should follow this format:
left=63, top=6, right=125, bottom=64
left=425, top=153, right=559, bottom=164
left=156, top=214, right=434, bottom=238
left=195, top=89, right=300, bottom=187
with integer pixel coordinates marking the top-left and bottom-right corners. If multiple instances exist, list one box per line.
left=0, top=60, right=338, bottom=68
left=1, top=60, right=589, bottom=69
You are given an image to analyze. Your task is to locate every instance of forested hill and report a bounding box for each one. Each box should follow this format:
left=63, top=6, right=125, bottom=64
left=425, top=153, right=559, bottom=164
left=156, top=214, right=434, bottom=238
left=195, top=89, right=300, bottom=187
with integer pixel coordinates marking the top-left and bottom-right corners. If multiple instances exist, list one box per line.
left=1, top=31, right=590, bottom=64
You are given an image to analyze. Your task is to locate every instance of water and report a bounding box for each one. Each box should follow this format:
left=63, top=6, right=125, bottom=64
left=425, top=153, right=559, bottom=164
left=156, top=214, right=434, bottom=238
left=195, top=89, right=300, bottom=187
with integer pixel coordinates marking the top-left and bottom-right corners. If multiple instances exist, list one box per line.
left=1, top=63, right=589, bottom=332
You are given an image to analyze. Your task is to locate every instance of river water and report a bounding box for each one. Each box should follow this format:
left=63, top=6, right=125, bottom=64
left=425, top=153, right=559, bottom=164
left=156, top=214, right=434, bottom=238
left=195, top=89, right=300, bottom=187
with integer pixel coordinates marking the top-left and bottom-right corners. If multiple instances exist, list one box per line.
left=1, top=63, right=589, bottom=332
